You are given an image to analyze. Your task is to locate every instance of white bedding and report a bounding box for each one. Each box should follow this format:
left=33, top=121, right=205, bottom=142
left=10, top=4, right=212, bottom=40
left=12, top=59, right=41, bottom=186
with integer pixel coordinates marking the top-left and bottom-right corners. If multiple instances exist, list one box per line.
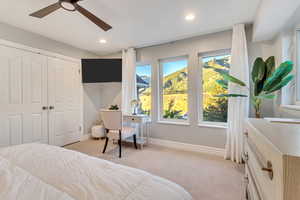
left=0, top=144, right=192, bottom=200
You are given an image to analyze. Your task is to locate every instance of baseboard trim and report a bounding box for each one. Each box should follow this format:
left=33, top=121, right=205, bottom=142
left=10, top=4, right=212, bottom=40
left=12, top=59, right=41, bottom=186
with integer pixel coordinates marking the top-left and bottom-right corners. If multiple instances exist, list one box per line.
left=149, top=138, right=225, bottom=157
left=81, top=134, right=91, bottom=141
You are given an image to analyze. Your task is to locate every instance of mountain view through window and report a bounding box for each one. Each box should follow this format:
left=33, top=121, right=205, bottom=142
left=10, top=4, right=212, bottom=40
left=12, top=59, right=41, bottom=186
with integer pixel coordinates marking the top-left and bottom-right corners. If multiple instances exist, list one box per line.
left=161, top=59, right=188, bottom=120
left=202, top=54, right=231, bottom=123
left=136, top=65, right=151, bottom=116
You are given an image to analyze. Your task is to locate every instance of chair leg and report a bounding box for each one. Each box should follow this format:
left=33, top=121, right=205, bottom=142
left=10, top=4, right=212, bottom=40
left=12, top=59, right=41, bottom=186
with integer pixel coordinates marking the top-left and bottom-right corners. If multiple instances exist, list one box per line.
left=102, top=137, right=109, bottom=154
left=133, top=134, right=138, bottom=149
left=119, top=131, right=122, bottom=158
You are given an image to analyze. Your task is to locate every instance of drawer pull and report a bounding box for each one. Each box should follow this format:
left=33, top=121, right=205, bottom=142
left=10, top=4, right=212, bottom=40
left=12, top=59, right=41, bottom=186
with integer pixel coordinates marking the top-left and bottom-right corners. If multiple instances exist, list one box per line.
left=261, top=161, right=274, bottom=180
left=246, top=136, right=274, bottom=180
left=243, top=152, right=249, bottom=162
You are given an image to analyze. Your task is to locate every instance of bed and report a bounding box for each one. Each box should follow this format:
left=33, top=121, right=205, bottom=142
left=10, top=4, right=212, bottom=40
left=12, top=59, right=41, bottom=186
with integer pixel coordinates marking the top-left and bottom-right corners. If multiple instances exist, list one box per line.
left=0, top=143, right=192, bottom=200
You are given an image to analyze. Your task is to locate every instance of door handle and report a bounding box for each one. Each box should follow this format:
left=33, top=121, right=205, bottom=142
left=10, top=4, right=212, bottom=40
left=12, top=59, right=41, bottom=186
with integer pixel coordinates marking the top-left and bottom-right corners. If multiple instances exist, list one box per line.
left=42, top=106, right=48, bottom=110
left=49, top=106, right=55, bottom=110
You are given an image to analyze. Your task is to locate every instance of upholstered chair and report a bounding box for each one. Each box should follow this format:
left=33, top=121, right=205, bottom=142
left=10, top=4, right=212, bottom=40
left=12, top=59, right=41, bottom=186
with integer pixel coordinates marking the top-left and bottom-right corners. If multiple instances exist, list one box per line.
left=100, top=110, right=138, bottom=158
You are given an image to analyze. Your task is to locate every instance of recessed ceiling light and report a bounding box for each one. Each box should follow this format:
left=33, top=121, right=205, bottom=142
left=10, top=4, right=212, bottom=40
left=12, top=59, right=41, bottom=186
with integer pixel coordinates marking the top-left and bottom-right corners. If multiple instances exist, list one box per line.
left=185, top=14, right=195, bottom=21
left=99, top=39, right=107, bottom=44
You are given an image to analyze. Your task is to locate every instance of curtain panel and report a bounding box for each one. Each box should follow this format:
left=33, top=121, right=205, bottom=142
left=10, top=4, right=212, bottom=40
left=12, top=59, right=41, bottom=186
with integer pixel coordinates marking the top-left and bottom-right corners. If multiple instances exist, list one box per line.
left=225, top=24, right=250, bottom=163
left=122, top=48, right=137, bottom=115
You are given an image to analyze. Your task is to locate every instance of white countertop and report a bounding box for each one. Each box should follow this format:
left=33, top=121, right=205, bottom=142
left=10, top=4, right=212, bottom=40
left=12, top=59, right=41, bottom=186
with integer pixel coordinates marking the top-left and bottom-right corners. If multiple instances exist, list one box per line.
left=246, top=118, right=300, bottom=157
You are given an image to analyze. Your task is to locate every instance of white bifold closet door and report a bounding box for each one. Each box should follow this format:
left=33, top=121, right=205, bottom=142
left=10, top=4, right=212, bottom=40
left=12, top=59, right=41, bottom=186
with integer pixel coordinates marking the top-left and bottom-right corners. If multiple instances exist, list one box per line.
left=0, top=45, right=48, bottom=147
left=0, top=44, right=81, bottom=148
left=48, top=57, right=81, bottom=146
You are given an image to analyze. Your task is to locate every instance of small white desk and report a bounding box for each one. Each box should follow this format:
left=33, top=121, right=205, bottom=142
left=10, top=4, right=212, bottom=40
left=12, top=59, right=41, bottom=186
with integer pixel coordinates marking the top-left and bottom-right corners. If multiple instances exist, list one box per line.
left=123, top=115, right=151, bottom=149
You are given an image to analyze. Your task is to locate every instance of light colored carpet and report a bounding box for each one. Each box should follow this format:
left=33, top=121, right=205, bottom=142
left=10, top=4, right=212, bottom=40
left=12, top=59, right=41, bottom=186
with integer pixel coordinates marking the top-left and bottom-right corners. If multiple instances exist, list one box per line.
left=65, top=139, right=244, bottom=200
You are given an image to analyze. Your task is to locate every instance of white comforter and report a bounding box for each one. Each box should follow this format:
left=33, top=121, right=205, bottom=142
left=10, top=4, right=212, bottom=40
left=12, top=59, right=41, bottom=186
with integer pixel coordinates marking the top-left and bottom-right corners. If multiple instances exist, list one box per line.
left=0, top=144, right=192, bottom=200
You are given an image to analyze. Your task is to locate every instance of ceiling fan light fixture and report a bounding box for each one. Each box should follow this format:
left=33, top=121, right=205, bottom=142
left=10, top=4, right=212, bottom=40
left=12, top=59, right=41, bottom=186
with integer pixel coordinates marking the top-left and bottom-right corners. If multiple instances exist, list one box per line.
left=59, top=0, right=76, bottom=12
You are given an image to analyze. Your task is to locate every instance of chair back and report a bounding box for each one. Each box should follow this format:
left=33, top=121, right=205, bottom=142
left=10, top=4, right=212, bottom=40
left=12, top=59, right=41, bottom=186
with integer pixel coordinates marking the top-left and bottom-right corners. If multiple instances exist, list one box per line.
left=100, top=110, right=122, bottom=130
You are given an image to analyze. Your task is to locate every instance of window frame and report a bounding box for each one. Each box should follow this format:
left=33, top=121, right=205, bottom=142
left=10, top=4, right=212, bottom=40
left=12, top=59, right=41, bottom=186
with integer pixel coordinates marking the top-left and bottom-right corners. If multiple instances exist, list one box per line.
left=198, top=49, right=231, bottom=128
left=136, top=63, right=152, bottom=117
left=158, top=55, right=190, bottom=124
left=295, top=29, right=300, bottom=105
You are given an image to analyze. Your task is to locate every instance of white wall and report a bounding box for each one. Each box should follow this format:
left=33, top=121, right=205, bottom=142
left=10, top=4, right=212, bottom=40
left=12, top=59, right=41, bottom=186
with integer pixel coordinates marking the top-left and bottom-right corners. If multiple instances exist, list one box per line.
left=272, top=22, right=300, bottom=118
left=84, top=26, right=300, bottom=148
left=250, top=18, right=300, bottom=119
left=247, top=27, right=279, bottom=117
left=82, top=52, right=122, bottom=135
left=83, top=82, right=122, bottom=134
left=135, top=31, right=233, bottom=148
left=0, top=22, right=97, bottom=59
left=91, top=31, right=232, bottom=148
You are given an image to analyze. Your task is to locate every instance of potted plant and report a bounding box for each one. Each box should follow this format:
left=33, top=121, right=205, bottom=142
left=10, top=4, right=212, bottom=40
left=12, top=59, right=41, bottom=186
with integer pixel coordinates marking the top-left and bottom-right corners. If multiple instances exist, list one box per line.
left=109, top=105, right=119, bottom=110
left=208, top=56, right=294, bottom=118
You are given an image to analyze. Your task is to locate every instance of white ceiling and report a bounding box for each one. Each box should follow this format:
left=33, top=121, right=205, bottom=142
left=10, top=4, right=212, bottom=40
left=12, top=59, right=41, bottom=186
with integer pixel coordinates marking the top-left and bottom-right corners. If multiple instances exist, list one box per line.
left=0, top=0, right=261, bottom=55
left=253, top=0, right=300, bottom=42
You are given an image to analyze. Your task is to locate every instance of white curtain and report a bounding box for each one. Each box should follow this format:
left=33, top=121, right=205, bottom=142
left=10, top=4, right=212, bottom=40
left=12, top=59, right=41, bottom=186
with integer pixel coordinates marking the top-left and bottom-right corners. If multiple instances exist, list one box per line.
left=122, top=48, right=137, bottom=115
left=225, top=24, right=250, bottom=163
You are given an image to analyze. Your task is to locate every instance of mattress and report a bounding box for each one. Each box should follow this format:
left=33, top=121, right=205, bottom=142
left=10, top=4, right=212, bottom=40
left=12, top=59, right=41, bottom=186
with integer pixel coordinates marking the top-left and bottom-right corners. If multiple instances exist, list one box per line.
left=0, top=144, right=192, bottom=200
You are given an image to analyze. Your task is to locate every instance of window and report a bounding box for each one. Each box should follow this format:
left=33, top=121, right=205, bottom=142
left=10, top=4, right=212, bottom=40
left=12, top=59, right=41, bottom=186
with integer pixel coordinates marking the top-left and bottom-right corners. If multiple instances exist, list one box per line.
left=136, top=64, right=152, bottom=116
left=200, top=52, right=231, bottom=124
left=296, top=30, right=300, bottom=103
left=159, top=57, right=188, bottom=121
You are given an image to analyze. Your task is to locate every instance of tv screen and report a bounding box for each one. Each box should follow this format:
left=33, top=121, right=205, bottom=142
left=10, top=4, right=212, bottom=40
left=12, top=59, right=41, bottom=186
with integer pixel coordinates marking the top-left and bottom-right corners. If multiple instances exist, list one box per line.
left=82, top=59, right=122, bottom=83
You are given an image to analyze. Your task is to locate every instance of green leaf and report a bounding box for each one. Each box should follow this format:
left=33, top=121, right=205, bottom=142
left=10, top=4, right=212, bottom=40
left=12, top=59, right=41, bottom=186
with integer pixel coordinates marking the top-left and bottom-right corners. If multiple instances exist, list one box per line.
left=216, top=79, right=228, bottom=89
left=266, top=74, right=294, bottom=94
left=210, top=67, right=246, bottom=87
left=221, top=73, right=246, bottom=87
left=211, top=68, right=229, bottom=75
left=215, top=94, right=248, bottom=98
left=256, top=94, right=276, bottom=99
left=265, top=56, right=275, bottom=78
left=252, top=57, right=266, bottom=83
left=263, top=61, right=293, bottom=92
left=254, top=80, right=264, bottom=96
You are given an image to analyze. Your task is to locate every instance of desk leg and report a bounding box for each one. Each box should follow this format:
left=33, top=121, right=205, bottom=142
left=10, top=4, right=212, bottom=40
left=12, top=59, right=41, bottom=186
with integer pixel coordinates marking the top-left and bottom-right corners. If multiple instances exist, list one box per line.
left=146, top=121, right=150, bottom=145
left=140, top=122, right=144, bottom=149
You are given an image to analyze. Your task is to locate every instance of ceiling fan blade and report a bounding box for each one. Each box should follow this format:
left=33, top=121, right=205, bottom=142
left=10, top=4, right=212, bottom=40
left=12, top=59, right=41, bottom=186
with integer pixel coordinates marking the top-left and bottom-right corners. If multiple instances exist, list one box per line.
left=29, top=2, right=61, bottom=18
left=74, top=3, right=112, bottom=31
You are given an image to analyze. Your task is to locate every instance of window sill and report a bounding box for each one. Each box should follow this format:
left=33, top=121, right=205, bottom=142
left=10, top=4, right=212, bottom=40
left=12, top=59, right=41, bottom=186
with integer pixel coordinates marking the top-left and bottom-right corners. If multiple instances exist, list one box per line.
left=198, top=123, right=227, bottom=129
left=280, top=105, right=300, bottom=111
left=156, top=120, right=190, bottom=126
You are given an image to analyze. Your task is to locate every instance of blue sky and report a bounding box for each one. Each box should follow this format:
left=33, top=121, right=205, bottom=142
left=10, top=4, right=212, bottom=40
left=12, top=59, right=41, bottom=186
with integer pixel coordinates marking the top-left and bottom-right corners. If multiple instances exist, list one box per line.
left=137, top=60, right=188, bottom=77
left=136, top=65, right=151, bottom=77
left=163, top=60, right=187, bottom=76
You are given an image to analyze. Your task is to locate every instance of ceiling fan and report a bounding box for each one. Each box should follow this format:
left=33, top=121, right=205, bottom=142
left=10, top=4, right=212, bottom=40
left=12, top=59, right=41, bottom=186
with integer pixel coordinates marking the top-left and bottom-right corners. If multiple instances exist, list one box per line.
left=29, top=0, right=112, bottom=31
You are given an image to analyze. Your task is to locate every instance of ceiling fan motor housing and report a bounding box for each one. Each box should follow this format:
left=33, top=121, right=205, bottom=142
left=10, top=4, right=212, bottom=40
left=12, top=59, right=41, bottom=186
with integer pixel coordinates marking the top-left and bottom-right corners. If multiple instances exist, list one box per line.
left=59, top=0, right=80, bottom=11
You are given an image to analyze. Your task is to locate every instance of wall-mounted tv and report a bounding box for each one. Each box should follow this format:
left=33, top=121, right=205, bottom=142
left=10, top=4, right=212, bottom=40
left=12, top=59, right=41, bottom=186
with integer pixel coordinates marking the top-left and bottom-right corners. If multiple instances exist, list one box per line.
left=82, top=59, right=122, bottom=83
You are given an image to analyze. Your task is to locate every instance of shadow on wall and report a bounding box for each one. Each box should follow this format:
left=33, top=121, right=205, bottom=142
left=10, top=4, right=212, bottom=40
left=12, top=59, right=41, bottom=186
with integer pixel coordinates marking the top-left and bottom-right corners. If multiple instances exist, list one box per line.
left=99, top=82, right=122, bottom=109
left=83, top=82, right=122, bottom=134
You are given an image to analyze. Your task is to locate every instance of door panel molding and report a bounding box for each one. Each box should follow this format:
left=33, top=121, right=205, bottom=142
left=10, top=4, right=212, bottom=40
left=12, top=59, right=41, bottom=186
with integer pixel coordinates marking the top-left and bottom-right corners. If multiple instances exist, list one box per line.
left=0, top=40, right=83, bottom=147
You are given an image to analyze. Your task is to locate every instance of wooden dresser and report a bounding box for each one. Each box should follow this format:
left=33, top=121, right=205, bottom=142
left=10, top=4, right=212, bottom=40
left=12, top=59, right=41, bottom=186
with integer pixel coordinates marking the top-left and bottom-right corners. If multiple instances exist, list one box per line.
left=244, top=119, right=300, bottom=200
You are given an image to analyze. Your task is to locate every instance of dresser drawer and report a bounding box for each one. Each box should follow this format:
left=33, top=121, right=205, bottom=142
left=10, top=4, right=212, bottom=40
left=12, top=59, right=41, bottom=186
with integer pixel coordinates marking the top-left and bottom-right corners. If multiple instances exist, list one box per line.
left=245, top=124, right=284, bottom=200
left=245, top=164, right=261, bottom=200
left=245, top=119, right=300, bottom=200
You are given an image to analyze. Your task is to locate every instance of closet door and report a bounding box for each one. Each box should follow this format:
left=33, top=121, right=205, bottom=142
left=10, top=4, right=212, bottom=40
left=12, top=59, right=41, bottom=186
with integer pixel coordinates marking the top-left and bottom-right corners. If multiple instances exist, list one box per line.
left=48, top=57, right=81, bottom=146
left=0, top=45, right=48, bottom=147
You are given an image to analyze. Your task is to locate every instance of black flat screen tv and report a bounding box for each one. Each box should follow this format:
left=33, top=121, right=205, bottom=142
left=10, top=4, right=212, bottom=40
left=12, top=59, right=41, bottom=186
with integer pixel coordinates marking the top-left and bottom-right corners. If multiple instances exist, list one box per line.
left=82, top=59, right=122, bottom=83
